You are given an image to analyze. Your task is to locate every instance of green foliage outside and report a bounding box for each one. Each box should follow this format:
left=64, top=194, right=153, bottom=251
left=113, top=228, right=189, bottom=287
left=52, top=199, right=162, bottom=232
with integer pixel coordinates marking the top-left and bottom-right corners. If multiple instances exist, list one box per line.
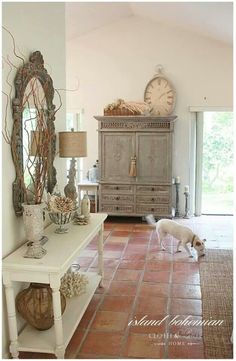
left=202, top=112, right=233, bottom=194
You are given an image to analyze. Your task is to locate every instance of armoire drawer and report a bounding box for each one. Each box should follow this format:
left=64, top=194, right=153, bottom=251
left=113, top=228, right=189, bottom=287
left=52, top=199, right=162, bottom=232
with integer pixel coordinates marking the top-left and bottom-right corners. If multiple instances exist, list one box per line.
left=136, top=185, right=170, bottom=195
left=136, top=194, right=170, bottom=204
left=101, top=184, right=134, bottom=194
left=100, top=204, right=134, bottom=214
left=100, top=194, right=134, bottom=204
left=136, top=204, right=170, bottom=215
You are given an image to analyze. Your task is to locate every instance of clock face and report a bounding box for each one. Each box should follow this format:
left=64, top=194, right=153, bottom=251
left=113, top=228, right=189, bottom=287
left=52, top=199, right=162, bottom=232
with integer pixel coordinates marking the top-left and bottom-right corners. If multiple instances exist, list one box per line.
left=144, top=76, right=176, bottom=116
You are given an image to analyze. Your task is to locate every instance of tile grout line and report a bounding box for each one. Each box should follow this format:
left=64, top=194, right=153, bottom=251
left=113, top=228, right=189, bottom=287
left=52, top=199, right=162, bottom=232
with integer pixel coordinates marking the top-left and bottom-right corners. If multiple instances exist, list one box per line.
left=118, top=226, right=153, bottom=358
left=163, top=236, right=174, bottom=359
left=75, top=225, right=117, bottom=356
left=76, top=223, right=134, bottom=357
left=197, top=258, right=204, bottom=351
left=79, top=352, right=123, bottom=359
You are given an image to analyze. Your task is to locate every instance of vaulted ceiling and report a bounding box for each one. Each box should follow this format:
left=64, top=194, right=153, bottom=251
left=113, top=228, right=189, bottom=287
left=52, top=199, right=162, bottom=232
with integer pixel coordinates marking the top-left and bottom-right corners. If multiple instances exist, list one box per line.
left=66, top=2, right=233, bottom=45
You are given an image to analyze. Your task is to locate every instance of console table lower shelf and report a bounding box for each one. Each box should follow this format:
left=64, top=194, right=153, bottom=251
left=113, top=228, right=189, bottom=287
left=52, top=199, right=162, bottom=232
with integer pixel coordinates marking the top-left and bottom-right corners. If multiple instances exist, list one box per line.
left=3, top=213, right=107, bottom=359
left=17, top=272, right=100, bottom=354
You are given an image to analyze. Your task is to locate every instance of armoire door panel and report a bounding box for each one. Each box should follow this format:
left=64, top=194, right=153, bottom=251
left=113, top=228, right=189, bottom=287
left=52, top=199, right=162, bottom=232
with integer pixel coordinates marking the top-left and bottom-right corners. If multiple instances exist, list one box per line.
left=101, top=133, right=135, bottom=181
left=136, top=133, right=171, bottom=183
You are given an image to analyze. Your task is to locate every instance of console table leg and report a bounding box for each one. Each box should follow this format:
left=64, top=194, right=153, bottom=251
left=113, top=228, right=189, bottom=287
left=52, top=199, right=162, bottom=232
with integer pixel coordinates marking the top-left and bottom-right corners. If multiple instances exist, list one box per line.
left=4, top=280, right=19, bottom=359
left=9, top=342, right=19, bottom=359
left=95, top=188, right=98, bottom=213
left=98, top=223, right=104, bottom=287
left=51, top=281, right=65, bottom=359
left=55, top=346, right=65, bottom=359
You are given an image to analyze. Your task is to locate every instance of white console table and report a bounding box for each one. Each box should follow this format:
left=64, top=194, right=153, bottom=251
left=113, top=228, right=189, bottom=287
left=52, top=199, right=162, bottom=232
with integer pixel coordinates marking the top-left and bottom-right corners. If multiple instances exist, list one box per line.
left=2, top=213, right=107, bottom=359
left=78, top=181, right=99, bottom=213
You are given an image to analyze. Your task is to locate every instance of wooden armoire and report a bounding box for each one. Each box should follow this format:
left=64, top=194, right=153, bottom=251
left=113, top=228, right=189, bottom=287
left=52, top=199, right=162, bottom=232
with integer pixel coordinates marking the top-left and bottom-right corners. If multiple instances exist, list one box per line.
left=95, top=116, right=176, bottom=218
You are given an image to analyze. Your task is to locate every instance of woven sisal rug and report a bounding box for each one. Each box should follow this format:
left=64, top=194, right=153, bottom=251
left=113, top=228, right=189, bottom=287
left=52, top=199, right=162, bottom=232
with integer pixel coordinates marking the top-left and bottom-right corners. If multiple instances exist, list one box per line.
left=199, top=249, right=233, bottom=359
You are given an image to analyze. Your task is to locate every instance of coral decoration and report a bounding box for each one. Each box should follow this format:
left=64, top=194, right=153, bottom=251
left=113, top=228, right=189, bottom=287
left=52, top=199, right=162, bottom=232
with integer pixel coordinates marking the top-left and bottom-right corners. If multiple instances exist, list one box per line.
left=60, top=272, right=88, bottom=298
left=47, top=194, right=74, bottom=213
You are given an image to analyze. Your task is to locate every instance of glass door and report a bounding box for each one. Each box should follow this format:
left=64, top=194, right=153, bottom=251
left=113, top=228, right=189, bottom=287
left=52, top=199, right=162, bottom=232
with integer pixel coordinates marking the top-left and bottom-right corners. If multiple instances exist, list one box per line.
left=201, top=112, right=233, bottom=214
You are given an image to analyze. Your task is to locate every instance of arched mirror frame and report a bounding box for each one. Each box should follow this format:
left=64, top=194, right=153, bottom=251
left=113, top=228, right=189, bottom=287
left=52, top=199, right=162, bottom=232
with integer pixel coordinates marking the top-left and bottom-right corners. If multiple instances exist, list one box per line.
left=12, top=51, right=57, bottom=216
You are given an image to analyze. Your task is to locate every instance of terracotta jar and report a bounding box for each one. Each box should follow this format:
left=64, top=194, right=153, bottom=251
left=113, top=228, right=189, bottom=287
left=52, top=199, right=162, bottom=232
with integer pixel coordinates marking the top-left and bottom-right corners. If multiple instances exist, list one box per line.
left=16, top=283, right=66, bottom=330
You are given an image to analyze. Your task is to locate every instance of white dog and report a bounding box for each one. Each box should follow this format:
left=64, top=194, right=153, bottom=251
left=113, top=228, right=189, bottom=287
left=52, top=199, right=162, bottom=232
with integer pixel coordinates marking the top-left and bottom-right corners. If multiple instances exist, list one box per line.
left=146, top=215, right=206, bottom=258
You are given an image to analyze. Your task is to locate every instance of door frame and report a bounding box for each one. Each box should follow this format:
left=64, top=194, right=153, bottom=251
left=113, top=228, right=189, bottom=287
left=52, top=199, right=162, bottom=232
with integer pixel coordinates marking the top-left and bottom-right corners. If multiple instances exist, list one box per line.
left=189, top=106, right=233, bottom=216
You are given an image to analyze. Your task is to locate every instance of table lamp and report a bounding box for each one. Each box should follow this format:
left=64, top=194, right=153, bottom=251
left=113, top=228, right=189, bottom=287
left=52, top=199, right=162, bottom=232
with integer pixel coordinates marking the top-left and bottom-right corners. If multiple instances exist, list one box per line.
left=59, top=129, right=87, bottom=206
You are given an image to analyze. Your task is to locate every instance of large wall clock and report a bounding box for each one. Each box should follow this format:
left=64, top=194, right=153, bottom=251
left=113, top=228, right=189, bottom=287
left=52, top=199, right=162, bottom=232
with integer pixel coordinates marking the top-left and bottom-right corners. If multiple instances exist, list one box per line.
left=144, top=65, right=176, bottom=116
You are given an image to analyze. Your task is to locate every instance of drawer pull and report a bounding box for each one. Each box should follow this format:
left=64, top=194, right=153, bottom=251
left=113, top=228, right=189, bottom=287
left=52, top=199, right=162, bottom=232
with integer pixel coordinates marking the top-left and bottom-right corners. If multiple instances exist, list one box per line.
left=151, top=207, right=154, bottom=212
left=151, top=198, right=155, bottom=202
left=151, top=187, right=155, bottom=191
left=116, top=186, right=119, bottom=190
left=116, top=196, right=120, bottom=201
left=116, top=206, right=119, bottom=210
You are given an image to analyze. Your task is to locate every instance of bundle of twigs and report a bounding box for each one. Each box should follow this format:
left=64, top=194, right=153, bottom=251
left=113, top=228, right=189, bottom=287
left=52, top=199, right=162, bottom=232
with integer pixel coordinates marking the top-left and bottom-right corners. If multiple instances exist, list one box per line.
left=104, top=98, right=150, bottom=115
left=2, top=26, right=62, bottom=205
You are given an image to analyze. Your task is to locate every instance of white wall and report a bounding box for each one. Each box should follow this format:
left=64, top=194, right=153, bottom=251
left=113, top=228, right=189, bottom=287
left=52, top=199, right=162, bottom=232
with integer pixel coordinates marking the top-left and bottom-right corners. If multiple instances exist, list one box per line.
left=66, top=16, right=233, bottom=212
left=2, top=2, right=66, bottom=357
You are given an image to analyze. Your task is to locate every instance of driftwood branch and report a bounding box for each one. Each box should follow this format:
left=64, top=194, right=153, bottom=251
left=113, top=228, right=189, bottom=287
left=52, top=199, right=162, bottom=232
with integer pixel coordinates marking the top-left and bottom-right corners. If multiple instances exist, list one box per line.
left=2, top=27, right=60, bottom=208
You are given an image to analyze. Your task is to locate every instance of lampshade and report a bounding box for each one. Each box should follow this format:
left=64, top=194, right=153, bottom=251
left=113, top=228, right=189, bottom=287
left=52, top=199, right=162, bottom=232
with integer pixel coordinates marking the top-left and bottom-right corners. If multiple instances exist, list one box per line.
left=59, top=131, right=87, bottom=158
left=30, top=130, right=45, bottom=157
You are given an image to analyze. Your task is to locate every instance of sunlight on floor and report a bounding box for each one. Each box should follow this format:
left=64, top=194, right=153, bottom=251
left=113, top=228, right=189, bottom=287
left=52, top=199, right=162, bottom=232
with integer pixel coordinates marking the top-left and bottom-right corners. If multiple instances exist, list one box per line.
left=202, top=192, right=233, bottom=215
left=176, top=215, right=233, bottom=249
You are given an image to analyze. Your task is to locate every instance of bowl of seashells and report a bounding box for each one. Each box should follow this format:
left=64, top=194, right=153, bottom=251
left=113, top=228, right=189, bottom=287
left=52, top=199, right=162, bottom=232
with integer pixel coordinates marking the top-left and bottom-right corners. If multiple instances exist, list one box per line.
left=47, top=195, right=76, bottom=234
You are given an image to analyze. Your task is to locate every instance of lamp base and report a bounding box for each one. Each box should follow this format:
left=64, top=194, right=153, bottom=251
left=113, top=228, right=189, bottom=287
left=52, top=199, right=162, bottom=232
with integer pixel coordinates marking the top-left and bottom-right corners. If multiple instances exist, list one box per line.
left=64, top=182, right=77, bottom=203
left=64, top=158, right=78, bottom=206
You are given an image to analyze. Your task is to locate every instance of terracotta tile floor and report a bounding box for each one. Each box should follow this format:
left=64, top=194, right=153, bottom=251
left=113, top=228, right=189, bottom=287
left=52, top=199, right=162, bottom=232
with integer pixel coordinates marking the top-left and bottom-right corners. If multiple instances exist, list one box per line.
left=19, top=215, right=233, bottom=359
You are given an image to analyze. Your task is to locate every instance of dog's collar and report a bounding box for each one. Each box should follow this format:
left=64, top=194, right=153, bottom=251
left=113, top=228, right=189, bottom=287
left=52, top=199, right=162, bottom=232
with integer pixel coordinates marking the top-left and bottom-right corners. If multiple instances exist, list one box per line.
left=191, top=235, right=197, bottom=247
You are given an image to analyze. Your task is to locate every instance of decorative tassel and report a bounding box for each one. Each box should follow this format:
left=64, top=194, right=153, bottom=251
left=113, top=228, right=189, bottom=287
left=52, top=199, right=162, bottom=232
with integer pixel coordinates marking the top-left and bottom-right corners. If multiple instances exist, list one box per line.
left=129, top=157, right=137, bottom=177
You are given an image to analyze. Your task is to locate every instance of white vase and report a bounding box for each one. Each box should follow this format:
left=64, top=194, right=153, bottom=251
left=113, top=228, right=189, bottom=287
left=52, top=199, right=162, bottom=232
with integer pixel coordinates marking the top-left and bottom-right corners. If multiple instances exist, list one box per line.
left=81, top=194, right=90, bottom=220
left=23, top=203, right=46, bottom=259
